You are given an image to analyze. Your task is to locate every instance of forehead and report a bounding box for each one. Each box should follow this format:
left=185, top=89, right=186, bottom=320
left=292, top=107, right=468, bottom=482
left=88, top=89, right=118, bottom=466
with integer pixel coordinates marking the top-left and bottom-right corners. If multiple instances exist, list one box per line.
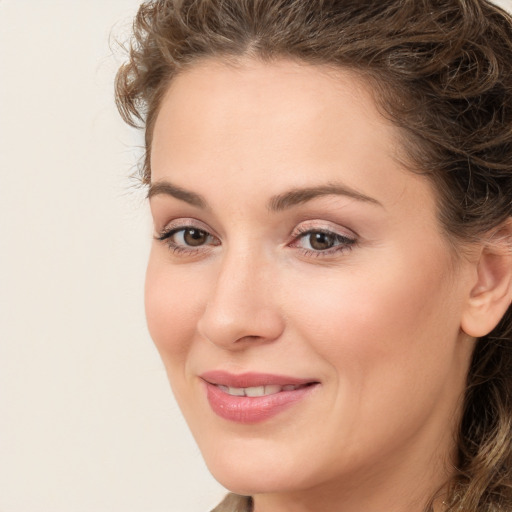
left=150, top=57, right=434, bottom=218
left=152, top=58, right=390, bottom=159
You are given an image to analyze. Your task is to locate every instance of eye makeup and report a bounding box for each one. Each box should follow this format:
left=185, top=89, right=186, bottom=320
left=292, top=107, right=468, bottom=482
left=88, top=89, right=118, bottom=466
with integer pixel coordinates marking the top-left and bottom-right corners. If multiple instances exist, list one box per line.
left=155, top=217, right=357, bottom=260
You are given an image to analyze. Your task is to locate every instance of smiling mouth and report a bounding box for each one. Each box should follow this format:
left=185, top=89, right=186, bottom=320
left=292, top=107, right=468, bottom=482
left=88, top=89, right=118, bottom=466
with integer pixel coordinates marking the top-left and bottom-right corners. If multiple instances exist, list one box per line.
left=200, top=370, right=319, bottom=392
left=215, top=382, right=314, bottom=397
left=200, top=371, right=320, bottom=423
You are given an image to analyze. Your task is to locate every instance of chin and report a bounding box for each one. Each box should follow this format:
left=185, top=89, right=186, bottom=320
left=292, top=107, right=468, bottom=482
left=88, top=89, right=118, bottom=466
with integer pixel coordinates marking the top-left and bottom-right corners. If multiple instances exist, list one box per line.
left=209, top=465, right=299, bottom=497
left=198, top=437, right=321, bottom=496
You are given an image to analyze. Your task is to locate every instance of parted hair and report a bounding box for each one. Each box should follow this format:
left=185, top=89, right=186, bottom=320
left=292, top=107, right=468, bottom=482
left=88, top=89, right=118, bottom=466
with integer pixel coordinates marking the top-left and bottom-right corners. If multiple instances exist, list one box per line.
left=115, top=0, right=512, bottom=510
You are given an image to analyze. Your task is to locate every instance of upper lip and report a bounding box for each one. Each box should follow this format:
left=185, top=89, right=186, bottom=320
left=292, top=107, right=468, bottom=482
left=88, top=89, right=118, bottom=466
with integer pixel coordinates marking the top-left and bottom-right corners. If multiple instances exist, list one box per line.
left=200, top=370, right=318, bottom=388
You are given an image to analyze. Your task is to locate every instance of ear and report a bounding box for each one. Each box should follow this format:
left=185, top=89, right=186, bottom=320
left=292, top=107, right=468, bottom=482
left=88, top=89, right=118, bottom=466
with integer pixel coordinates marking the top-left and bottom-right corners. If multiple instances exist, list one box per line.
left=461, top=219, right=512, bottom=338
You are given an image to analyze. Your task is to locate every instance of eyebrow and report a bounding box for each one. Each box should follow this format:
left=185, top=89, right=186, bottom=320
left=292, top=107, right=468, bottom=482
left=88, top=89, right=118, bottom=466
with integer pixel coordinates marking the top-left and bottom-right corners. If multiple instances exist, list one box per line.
left=147, top=180, right=383, bottom=210
left=267, top=183, right=383, bottom=211
left=147, top=181, right=207, bottom=208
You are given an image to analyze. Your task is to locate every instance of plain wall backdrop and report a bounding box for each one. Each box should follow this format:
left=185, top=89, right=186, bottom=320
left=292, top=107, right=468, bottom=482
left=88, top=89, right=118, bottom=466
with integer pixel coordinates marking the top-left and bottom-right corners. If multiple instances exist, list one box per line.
left=1, top=0, right=511, bottom=511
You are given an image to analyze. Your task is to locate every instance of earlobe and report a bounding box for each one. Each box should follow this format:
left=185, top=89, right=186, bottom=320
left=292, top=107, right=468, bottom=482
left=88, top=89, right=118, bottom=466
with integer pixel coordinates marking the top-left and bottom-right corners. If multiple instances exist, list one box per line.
left=461, top=221, right=512, bottom=338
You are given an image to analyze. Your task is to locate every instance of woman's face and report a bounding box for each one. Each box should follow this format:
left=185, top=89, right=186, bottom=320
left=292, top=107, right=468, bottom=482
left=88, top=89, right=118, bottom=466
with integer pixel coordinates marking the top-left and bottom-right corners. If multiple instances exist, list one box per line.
left=146, top=59, right=475, bottom=500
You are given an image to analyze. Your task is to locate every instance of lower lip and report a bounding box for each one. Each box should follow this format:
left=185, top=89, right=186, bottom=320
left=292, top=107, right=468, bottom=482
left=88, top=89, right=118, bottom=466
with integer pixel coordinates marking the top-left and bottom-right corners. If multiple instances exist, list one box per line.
left=204, top=381, right=318, bottom=424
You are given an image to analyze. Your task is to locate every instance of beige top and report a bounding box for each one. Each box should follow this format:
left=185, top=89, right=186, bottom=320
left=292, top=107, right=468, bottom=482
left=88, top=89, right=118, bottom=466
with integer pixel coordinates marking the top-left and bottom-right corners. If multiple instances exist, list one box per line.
left=211, top=493, right=253, bottom=512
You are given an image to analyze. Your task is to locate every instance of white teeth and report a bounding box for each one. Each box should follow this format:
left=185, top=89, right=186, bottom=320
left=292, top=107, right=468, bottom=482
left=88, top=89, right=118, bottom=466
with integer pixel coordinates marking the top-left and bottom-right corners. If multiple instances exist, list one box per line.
left=264, top=385, right=282, bottom=395
left=218, top=384, right=301, bottom=396
left=228, top=386, right=245, bottom=396
left=245, top=386, right=265, bottom=397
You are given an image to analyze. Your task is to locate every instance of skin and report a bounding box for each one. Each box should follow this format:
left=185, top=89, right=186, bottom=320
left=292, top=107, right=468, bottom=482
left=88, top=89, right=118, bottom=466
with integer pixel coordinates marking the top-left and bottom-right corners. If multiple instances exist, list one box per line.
left=146, top=58, right=479, bottom=512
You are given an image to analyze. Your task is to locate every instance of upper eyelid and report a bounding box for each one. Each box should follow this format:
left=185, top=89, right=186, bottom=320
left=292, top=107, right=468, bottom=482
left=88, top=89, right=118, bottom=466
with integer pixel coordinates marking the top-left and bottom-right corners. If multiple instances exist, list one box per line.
left=157, top=225, right=211, bottom=240
left=294, top=225, right=353, bottom=237
left=291, top=220, right=358, bottom=240
left=157, top=217, right=218, bottom=236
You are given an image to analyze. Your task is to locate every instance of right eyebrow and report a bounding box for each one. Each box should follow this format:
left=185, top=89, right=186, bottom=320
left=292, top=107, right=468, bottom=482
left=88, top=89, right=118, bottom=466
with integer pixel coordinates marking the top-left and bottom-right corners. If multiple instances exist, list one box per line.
left=147, top=181, right=208, bottom=209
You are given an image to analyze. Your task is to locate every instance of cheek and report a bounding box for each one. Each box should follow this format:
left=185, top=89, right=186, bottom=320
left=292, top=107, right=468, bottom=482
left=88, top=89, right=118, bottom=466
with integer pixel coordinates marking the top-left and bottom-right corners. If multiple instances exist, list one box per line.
left=277, top=249, right=465, bottom=464
left=285, top=247, right=461, bottom=394
left=144, top=252, right=203, bottom=364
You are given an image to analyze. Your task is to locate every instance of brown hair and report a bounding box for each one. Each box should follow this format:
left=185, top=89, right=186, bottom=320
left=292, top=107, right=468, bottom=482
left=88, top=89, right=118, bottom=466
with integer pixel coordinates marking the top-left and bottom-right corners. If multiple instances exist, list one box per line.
left=115, top=0, right=512, bottom=510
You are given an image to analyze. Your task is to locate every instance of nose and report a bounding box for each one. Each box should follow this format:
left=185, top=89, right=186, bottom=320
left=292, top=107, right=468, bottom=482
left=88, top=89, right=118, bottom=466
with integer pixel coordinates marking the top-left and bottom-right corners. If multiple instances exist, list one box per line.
left=196, top=249, right=285, bottom=349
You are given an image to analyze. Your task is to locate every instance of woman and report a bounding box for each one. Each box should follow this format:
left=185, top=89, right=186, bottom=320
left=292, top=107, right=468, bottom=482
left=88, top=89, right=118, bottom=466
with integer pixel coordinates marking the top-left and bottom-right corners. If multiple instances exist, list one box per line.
left=115, top=0, right=512, bottom=511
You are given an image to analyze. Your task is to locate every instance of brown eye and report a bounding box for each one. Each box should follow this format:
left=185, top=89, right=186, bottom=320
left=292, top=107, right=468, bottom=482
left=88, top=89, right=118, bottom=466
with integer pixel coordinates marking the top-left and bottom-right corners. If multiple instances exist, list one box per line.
left=308, top=231, right=336, bottom=250
left=183, top=228, right=209, bottom=246
left=157, top=225, right=218, bottom=252
left=291, top=228, right=356, bottom=255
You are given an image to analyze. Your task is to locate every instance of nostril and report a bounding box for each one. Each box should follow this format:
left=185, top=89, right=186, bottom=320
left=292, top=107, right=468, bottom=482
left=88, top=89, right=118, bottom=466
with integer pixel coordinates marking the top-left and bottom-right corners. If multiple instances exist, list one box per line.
left=236, top=335, right=263, bottom=343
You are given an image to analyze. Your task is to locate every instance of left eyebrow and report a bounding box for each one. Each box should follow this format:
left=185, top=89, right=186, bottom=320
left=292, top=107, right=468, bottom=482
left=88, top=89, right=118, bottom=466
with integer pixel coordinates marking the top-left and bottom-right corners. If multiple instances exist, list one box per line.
left=267, top=183, right=383, bottom=212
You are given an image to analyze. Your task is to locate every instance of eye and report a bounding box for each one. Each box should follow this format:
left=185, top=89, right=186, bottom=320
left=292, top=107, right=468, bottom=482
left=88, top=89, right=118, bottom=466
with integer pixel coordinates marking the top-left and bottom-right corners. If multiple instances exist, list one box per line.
left=174, top=227, right=211, bottom=247
left=290, top=227, right=356, bottom=256
left=302, top=231, right=338, bottom=251
left=156, top=224, right=220, bottom=254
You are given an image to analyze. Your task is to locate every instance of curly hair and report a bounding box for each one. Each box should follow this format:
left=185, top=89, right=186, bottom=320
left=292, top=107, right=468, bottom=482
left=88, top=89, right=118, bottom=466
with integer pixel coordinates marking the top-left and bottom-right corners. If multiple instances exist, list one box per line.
left=115, top=1, right=512, bottom=510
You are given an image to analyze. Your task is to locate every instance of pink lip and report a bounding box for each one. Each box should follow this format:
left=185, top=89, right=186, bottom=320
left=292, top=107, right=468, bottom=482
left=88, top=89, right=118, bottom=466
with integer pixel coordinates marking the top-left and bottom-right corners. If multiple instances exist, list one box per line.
left=200, top=371, right=319, bottom=424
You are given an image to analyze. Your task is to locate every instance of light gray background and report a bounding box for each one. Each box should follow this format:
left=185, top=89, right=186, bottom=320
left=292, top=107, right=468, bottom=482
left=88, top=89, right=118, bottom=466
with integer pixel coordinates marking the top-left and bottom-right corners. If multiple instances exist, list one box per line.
left=1, top=0, right=511, bottom=511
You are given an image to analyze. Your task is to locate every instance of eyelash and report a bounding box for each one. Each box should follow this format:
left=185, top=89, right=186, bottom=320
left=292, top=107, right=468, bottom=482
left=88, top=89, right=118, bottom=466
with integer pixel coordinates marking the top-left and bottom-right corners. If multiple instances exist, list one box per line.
left=156, top=223, right=356, bottom=258
left=156, top=225, right=219, bottom=256
left=290, top=226, right=356, bottom=257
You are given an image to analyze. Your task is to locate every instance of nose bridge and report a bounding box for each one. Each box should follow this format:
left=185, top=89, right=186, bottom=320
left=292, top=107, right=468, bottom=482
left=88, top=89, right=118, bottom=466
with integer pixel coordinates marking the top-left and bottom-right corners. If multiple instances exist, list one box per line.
left=214, top=248, right=256, bottom=312
left=197, top=241, right=284, bottom=347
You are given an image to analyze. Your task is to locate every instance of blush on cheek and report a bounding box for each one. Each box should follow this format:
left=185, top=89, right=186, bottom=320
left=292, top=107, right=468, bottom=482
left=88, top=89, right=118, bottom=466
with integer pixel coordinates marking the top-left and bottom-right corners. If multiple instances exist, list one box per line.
left=292, top=248, right=455, bottom=371
left=144, top=264, right=201, bottom=360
